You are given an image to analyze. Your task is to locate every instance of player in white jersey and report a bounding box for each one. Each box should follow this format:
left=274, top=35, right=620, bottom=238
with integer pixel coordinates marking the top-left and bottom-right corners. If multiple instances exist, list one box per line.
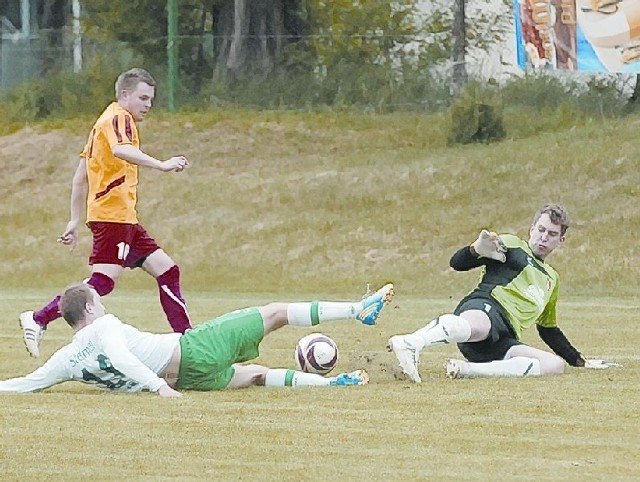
left=0, top=282, right=394, bottom=396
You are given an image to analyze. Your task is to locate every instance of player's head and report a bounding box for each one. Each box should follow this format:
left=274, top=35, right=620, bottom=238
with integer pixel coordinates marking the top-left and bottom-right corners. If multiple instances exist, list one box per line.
left=115, top=68, right=156, bottom=121
left=528, top=203, right=570, bottom=259
left=59, top=283, right=106, bottom=328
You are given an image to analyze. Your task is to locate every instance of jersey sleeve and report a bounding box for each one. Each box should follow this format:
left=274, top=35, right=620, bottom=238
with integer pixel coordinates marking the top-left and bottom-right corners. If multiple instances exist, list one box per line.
left=0, top=348, right=70, bottom=393
left=449, top=245, right=486, bottom=271
left=536, top=279, right=559, bottom=328
left=103, top=112, right=138, bottom=148
left=96, top=317, right=167, bottom=392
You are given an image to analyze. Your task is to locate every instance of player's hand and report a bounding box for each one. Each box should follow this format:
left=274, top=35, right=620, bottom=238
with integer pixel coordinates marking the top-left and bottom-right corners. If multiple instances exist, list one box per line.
left=584, top=359, right=623, bottom=369
left=163, top=155, right=189, bottom=173
left=471, top=230, right=507, bottom=262
left=158, top=384, right=183, bottom=397
left=57, top=221, right=79, bottom=251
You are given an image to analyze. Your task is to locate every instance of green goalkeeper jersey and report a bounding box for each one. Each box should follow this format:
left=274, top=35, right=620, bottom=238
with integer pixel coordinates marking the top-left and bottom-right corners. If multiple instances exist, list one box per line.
left=472, top=234, right=560, bottom=339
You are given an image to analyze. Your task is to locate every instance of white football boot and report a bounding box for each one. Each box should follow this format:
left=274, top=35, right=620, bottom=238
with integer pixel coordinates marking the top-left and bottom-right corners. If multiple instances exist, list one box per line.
left=387, top=335, right=421, bottom=383
left=19, top=311, right=45, bottom=358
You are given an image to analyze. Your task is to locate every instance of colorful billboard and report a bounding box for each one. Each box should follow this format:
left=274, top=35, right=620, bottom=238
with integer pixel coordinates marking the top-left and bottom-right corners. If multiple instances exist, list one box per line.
left=514, top=0, right=640, bottom=73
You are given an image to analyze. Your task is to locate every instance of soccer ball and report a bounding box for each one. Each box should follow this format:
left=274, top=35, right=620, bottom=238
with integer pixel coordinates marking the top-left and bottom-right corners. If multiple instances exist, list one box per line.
left=295, top=333, right=339, bottom=375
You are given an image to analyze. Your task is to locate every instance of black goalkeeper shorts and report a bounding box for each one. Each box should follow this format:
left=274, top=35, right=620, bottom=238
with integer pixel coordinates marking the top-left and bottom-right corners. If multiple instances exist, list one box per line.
left=453, top=293, right=522, bottom=362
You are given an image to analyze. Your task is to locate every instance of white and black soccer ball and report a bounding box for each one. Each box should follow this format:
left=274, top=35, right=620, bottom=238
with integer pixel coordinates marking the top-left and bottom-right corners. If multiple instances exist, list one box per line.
left=295, top=333, right=339, bottom=375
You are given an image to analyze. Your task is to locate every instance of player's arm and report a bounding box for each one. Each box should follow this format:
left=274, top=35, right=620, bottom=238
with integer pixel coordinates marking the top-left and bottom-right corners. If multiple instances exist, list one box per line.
left=98, top=321, right=182, bottom=397
left=450, top=245, right=486, bottom=271
left=536, top=325, right=584, bottom=366
left=536, top=287, right=620, bottom=368
left=0, top=350, right=70, bottom=393
left=450, top=231, right=507, bottom=271
left=58, top=157, right=88, bottom=250
left=112, top=144, right=189, bottom=173
left=538, top=327, right=621, bottom=369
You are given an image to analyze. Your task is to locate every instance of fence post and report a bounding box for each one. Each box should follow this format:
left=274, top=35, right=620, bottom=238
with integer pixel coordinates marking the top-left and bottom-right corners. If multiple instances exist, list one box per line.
left=167, top=0, right=178, bottom=112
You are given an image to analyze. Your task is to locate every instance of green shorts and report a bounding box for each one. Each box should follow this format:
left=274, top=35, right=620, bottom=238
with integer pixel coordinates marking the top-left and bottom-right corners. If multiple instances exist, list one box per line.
left=176, top=307, right=265, bottom=391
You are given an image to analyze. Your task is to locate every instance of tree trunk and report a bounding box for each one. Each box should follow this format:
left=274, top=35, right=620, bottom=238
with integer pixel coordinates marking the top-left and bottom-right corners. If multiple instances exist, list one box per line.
left=227, top=0, right=248, bottom=77
left=212, top=0, right=302, bottom=80
left=629, top=74, right=640, bottom=105
left=451, top=0, right=467, bottom=97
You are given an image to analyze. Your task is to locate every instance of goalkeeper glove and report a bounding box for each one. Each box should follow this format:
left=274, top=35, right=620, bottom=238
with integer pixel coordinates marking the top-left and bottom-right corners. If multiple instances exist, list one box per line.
left=584, top=359, right=623, bottom=369
left=471, top=230, right=507, bottom=262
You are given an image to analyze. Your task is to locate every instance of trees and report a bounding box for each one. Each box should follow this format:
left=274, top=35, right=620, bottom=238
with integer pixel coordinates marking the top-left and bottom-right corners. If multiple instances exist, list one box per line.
left=79, top=0, right=432, bottom=105
left=81, top=0, right=306, bottom=90
left=39, top=0, right=515, bottom=108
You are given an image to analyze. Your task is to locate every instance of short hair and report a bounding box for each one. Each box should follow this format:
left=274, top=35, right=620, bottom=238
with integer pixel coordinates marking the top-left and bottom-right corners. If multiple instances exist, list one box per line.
left=59, top=283, right=93, bottom=327
left=115, top=68, right=156, bottom=99
left=533, top=203, right=571, bottom=236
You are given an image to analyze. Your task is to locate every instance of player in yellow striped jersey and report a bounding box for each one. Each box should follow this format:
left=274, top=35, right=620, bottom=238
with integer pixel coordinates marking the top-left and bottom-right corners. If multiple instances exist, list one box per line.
left=388, top=203, right=621, bottom=383
left=19, top=68, right=192, bottom=358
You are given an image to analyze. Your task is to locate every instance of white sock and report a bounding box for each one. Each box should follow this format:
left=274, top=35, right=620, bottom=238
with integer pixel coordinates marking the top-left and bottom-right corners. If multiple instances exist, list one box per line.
left=286, top=301, right=359, bottom=327
left=265, top=369, right=331, bottom=387
left=459, top=357, right=541, bottom=378
left=405, top=314, right=472, bottom=351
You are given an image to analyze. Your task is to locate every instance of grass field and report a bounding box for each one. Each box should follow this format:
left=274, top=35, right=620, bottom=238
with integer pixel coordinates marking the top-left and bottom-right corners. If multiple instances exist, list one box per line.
left=1, top=109, right=639, bottom=480
left=0, top=290, right=638, bottom=481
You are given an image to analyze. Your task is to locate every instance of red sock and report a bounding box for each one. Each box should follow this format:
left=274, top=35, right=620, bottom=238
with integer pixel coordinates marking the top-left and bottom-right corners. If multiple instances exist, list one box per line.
left=157, top=265, right=191, bottom=333
left=33, top=296, right=61, bottom=328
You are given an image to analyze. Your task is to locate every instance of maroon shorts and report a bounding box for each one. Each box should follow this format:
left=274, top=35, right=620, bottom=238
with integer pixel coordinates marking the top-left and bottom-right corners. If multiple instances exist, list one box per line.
left=87, top=222, right=161, bottom=268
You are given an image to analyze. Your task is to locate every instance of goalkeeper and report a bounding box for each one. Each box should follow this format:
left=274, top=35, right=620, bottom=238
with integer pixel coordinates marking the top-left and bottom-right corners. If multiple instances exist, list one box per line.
left=388, top=203, right=620, bottom=383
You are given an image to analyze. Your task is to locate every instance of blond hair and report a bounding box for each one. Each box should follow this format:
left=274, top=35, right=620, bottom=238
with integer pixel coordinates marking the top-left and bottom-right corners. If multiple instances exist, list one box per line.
left=115, top=68, right=156, bottom=99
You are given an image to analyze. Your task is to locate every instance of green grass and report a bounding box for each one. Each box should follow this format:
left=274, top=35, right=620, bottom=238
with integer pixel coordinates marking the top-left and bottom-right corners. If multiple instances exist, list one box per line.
left=3, top=109, right=640, bottom=297
left=0, top=290, right=638, bottom=481
left=1, top=109, right=640, bottom=480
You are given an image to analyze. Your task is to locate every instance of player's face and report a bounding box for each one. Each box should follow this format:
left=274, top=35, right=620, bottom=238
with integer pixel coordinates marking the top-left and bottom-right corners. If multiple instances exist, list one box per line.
left=528, top=213, right=564, bottom=259
left=121, top=82, right=155, bottom=121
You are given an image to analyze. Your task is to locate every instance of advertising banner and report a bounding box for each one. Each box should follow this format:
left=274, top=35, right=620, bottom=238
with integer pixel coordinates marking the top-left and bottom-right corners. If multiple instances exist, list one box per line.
left=514, top=0, right=640, bottom=73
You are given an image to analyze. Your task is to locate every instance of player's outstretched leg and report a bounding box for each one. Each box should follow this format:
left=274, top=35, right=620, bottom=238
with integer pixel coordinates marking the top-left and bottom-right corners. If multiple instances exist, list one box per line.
left=445, top=357, right=542, bottom=378
left=269, top=283, right=395, bottom=333
left=264, top=368, right=370, bottom=387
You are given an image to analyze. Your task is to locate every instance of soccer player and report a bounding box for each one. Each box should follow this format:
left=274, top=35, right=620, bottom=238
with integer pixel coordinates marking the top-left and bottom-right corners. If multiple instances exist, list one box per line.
left=1, top=283, right=394, bottom=395
left=19, top=68, right=191, bottom=358
left=387, top=203, right=620, bottom=383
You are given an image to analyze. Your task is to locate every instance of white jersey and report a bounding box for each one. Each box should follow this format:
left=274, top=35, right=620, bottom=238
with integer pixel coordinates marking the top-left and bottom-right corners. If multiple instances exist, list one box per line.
left=0, top=314, right=181, bottom=393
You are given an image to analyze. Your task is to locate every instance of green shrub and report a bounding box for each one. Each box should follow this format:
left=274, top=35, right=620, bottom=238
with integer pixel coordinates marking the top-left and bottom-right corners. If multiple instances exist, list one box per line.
left=447, top=82, right=505, bottom=145
left=501, top=72, right=628, bottom=118
left=501, top=73, right=573, bottom=109
left=0, top=52, right=142, bottom=124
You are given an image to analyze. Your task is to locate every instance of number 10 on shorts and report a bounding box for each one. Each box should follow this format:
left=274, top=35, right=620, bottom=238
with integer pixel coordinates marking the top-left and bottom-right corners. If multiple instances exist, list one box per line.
left=117, top=242, right=130, bottom=261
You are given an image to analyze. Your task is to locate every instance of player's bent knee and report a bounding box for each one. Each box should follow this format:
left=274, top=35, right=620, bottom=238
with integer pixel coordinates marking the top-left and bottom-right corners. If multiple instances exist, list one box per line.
left=438, top=314, right=473, bottom=343
left=258, top=303, right=288, bottom=332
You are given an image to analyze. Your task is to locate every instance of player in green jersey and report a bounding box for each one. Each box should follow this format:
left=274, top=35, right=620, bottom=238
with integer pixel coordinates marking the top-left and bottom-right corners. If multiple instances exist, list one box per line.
left=387, top=203, right=620, bottom=383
